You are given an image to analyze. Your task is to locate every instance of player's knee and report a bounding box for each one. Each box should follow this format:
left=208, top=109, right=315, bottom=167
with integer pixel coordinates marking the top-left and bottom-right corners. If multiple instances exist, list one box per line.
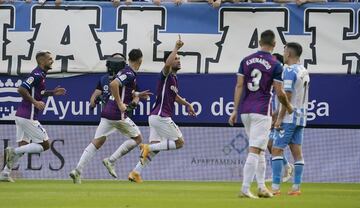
left=134, top=134, right=142, bottom=144
left=293, top=153, right=303, bottom=162
left=41, top=140, right=50, bottom=151
left=18, top=140, right=29, bottom=147
left=132, top=135, right=142, bottom=145
left=175, top=138, right=184, bottom=149
left=271, top=147, right=283, bottom=156
left=92, top=136, right=107, bottom=149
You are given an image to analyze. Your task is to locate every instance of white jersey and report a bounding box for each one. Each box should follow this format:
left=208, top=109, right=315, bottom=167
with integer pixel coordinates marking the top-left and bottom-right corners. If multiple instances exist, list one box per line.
left=282, top=64, right=310, bottom=126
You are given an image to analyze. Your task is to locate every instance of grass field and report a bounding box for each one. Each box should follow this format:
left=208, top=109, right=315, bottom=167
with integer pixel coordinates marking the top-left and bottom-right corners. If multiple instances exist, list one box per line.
left=0, top=180, right=359, bottom=208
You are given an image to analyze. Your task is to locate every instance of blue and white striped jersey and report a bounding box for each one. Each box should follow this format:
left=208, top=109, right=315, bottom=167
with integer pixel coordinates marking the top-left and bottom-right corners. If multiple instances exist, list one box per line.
left=282, top=64, right=310, bottom=127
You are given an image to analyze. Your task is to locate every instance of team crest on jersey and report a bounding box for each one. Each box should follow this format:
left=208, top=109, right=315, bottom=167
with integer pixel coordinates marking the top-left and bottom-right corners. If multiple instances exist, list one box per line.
left=103, top=85, right=109, bottom=93
left=299, top=70, right=310, bottom=82
left=170, top=85, right=178, bottom=93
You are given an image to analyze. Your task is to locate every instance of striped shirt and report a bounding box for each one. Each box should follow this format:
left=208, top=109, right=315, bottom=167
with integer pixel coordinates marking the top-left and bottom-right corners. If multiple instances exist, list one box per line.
left=282, top=64, right=310, bottom=127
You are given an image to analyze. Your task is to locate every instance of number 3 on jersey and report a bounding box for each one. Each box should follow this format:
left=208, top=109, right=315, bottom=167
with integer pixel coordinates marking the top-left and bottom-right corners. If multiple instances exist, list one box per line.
left=247, top=69, right=262, bottom=91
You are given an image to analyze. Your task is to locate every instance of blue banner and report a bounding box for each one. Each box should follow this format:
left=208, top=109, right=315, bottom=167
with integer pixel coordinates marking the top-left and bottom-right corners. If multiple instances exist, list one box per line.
left=1, top=73, right=359, bottom=126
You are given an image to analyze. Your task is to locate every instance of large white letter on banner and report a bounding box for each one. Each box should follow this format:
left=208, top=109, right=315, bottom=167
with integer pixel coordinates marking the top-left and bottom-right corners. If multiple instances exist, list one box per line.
left=119, top=7, right=222, bottom=73
left=19, top=6, right=102, bottom=74
left=206, top=8, right=289, bottom=73
left=305, top=9, right=360, bottom=74
left=0, top=6, right=14, bottom=74
left=119, top=7, right=165, bottom=72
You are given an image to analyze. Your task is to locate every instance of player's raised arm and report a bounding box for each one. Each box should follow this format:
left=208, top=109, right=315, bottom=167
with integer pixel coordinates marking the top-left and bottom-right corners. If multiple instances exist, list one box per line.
left=163, top=36, right=184, bottom=76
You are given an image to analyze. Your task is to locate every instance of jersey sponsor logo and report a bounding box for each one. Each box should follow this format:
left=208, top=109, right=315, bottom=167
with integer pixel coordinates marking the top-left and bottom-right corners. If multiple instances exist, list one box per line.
left=284, top=80, right=293, bottom=89
left=26, top=77, right=34, bottom=85
left=119, top=74, right=127, bottom=82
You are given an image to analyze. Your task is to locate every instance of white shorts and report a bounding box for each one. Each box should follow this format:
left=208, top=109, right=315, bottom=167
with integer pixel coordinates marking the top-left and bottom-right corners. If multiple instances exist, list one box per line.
left=148, top=115, right=183, bottom=143
left=94, top=117, right=141, bottom=139
left=15, top=116, right=49, bottom=143
left=241, top=113, right=271, bottom=150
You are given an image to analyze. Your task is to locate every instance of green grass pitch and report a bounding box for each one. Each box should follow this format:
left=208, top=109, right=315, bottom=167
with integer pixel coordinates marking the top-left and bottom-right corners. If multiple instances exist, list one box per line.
left=0, top=180, right=359, bottom=208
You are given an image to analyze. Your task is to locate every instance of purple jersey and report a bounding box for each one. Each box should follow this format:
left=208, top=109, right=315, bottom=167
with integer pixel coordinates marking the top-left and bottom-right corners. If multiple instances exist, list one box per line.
left=150, top=71, right=178, bottom=117
left=15, top=67, right=47, bottom=120
left=101, top=65, right=137, bottom=120
left=238, top=51, right=283, bottom=116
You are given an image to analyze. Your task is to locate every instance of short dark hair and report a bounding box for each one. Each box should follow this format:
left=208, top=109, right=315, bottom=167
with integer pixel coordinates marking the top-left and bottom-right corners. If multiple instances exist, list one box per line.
left=273, top=53, right=284, bottom=65
left=111, top=53, right=126, bottom=60
left=260, top=30, right=275, bottom=46
left=286, top=42, right=302, bottom=57
left=128, top=49, right=143, bottom=62
left=35, top=50, right=51, bottom=63
left=163, top=51, right=171, bottom=63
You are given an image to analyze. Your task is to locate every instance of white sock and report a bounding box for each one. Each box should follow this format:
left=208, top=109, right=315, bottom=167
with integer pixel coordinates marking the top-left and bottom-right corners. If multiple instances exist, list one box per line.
left=149, top=140, right=176, bottom=151
left=2, top=165, right=11, bottom=174
left=272, top=183, right=280, bottom=191
left=76, top=143, right=97, bottom=174
left=242, top=153, right=259, bottom=193
left=256, top=152, right=266, bottom=189
left=133, top=151, right=158, bottom=174
left=292, top=184, right=300, bottom=190
left=14, top=143, right=43, bottom=154
left=109, top=139, right=137, bottom=163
